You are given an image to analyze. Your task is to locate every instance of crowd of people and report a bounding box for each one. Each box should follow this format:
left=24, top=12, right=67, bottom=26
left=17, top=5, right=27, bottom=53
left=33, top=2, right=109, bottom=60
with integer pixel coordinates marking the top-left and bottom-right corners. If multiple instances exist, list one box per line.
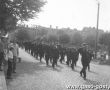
left=18, top=41, right=94, bottom=80
left=6, top=41, right=19, bottom=79
left=0, top=36, right=19, bottom=79
left=0, top=35, right=94, bottom=80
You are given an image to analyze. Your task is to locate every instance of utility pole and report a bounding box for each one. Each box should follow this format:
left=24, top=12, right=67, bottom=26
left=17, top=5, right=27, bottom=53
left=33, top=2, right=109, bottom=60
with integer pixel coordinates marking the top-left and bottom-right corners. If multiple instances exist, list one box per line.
left=95, top=2, right=100, bottom=59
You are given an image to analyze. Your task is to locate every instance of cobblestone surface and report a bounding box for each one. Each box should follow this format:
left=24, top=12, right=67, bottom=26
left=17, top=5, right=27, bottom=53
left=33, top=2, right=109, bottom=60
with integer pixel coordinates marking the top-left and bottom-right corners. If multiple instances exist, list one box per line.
left=6, top=49, right=110, bottom=90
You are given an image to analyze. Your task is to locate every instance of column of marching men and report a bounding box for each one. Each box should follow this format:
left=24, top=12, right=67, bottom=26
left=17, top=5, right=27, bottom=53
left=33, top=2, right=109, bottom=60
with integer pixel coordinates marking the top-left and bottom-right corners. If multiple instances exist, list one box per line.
left=18, top=41, right=94, bottom=80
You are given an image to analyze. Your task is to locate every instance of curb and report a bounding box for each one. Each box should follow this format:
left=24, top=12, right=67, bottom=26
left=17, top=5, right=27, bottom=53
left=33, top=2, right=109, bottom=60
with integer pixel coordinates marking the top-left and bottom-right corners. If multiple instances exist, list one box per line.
left=0, top=71, right=7, bottom=90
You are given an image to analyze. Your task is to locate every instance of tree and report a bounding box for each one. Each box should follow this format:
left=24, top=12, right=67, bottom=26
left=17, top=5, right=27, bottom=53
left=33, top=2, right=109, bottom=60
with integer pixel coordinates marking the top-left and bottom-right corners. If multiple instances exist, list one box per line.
left=99, top=33, right=110, bottom=46
left=0, top=0, right=45, bottom=32
left=99, top=33, right=110, bottom=55
left=15, top=29, right=32, bottom=42
left=71, top=32, right=83, bottom=46
left=37, top=28, right=48, bottom=37
left=59, top=34, right=70, bottom=44
left=47, top=34, right=58, bottom=43
left=84, top=35, right=96, bottom=48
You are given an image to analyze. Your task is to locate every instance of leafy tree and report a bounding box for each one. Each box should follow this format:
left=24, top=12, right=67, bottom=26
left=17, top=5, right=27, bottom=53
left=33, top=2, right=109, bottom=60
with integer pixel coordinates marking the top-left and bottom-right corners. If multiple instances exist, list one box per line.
left=99, top=33, right=110, bottom=46
left=59, top=33, right=70, bottom=44
left=15, top=29, right=32, bottom=42
left=84, top=35, right=96, bottom=48
left=71, top=32, right=83, bottom=46
left=47, top=34, right=58, bottom=43
left=0, top=0, right=45, bottom=32
left=56, top=30, right=65, bottom=36
left=99, top=33, right=110, bottom=55
left=37, top=29, right=48, bottom=37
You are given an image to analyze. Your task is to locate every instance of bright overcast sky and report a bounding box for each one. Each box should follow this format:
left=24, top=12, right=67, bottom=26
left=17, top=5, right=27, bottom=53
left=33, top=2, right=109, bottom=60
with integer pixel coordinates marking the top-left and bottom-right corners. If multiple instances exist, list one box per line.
left=26, top=0, right=110, bottom=31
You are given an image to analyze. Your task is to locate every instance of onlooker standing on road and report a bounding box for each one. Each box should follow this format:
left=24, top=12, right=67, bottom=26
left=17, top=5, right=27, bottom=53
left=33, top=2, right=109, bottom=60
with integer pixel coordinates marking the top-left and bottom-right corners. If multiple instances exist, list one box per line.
left=12, top=41, right=19, bottom=73
left=7, top=47, right=14, bottom=79
left=0, top=38, right=4, bottom=71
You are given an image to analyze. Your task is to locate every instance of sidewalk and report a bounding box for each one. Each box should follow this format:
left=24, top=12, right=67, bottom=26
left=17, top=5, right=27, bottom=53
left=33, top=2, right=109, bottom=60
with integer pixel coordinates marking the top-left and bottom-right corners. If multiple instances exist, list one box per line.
left=0, top=71, right=7, bottom=90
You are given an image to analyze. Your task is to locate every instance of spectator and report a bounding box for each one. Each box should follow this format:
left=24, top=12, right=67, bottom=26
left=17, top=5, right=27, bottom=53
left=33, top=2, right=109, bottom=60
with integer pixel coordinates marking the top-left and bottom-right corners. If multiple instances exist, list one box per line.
left=0, top=38, right=4, bottom=71
left=7, top=47, right=14, bottom=79
left=12, top=41, right=19, bottom=73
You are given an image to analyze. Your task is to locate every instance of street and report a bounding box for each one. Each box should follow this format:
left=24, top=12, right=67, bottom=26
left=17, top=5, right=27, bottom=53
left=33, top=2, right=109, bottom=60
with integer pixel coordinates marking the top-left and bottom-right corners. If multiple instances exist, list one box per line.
left=6, top=48, right=110, bottom=90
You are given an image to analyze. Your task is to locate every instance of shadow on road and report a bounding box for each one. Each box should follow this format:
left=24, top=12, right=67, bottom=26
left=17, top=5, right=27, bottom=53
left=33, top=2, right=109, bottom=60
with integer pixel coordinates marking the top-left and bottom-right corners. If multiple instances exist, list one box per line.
left=6, top=59, right=64, bottom=86
left=56, top=64, right=64, bottom=69
left=85, top=78, right=101, bottom=85
left=76, top=65, right=82, bottom=69
left=72, top=69, right=80, bottom=73
left=88, top=70, right=98, bottom=75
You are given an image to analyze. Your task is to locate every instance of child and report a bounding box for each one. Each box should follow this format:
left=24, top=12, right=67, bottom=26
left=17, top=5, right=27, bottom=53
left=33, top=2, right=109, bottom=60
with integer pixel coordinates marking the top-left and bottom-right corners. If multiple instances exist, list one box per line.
left=7, top=47, right=14, bottom=79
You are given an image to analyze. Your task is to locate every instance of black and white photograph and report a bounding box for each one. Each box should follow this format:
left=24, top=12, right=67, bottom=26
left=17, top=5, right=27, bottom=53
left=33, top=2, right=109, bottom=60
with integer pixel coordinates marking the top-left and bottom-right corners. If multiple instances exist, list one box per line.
left=0, top=0, right=110, bottom=90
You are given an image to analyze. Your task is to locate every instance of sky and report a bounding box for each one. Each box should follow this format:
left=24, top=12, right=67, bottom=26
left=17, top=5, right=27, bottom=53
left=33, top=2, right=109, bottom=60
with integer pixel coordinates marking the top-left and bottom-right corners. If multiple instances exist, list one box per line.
left=25, top=0, right=110, bottom=31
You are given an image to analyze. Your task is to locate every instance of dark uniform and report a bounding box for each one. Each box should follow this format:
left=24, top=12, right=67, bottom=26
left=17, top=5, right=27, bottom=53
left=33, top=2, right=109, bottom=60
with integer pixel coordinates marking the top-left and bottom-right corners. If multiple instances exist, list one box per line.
left=44, top=45, right=50, bottom=66
left=71, top=48, right=77, bottom=70
left=66, top=48, right=71, bottom=66
left=74, top=49, right=79, bottom=66
left=78, top=46, right=90, bottom=80
left=38, top=43, right=44, bottom=62
left=59, top=47, right=65, bottom=63
left=34, top=43, right=39, bottom=59
left=87, top=50, right=94, bottom=71
left=52, top=46, right=59, bottom=68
